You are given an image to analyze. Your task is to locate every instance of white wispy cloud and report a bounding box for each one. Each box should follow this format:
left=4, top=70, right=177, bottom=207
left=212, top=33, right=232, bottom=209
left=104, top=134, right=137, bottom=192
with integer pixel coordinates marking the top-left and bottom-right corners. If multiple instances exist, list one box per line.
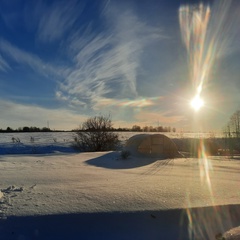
left=58, top=4, right=164, bottom=110
left=0, top=38, right=61, bottom=79
left=37, top=0, right=83, bottom=43
left=0, top=54, right=10, bottom=72
left=94, top=96, right=164, bottom=109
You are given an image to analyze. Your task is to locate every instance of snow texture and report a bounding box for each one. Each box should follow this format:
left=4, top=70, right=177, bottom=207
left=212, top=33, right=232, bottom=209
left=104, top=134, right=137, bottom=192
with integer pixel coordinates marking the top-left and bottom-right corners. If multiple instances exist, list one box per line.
left=0, top=132, right=239, bottom=239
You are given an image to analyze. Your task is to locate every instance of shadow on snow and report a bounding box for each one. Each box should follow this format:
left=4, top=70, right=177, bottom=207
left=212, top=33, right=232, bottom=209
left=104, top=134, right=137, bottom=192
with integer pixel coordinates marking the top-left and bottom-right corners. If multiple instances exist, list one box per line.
left=85, top=151, right=170, bottom=169
left=1, top=204, right=240, bottom=240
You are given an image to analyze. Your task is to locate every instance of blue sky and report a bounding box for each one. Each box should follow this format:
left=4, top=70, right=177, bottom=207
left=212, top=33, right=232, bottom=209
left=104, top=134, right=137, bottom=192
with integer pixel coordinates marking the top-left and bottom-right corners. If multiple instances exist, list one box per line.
left=0, top=0, right=240, bottom=131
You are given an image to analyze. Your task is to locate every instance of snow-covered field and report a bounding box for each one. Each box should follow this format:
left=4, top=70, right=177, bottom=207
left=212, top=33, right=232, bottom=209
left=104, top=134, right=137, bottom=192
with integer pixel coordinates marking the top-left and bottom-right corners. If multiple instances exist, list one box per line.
left=0, top=131, right=222, bottom=155
left=0, top=132, right=239, bottom=240
left=0, top=132, right=76, bottom=155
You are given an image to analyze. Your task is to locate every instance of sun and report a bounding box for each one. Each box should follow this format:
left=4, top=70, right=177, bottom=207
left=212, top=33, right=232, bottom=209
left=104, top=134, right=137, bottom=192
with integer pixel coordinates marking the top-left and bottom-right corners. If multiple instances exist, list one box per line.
left=190, top=95, right=204, bottom=111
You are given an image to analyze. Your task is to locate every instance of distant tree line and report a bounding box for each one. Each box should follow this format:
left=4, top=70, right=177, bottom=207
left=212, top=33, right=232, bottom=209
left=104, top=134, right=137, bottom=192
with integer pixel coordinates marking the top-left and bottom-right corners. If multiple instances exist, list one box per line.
left=0, top=126, right=51, bottom=133
left=73, top=124, right=176, bottom=133
left=130, top=125, right=176, bottom=132
left=1, top=124, right=176, bottom=133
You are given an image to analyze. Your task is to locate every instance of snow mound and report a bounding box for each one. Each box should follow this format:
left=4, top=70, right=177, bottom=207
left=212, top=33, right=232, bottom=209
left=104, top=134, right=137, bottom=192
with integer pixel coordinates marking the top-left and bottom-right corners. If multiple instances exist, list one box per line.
left=223, top=226, right=240, bottom=240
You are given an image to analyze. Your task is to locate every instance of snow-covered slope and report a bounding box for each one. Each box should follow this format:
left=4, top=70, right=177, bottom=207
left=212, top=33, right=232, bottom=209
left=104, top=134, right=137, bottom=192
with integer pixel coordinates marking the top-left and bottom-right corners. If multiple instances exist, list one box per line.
left=0, top=152, right=240, bottom=239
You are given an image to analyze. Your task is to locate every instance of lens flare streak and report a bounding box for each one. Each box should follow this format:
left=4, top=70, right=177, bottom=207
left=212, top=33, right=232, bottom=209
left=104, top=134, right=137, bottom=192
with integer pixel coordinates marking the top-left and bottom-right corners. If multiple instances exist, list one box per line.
left=179, top=2, right=231, bottom=110
left=179, top=4, right=211, bottom=93
left=179, top=1, right=238, bottom=239
left=198, top=140, right=213, bottom=195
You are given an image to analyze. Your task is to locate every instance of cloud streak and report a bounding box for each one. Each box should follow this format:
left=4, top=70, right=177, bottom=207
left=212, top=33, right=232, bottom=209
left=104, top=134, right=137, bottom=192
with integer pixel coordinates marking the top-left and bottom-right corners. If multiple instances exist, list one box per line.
left=37, top=0, right=83, bottom=43
left=0, top=38, right=62, bottom=79
left=57, top=4, right=164, bottom=110
left=0, top=54, right=10, bottom=72
left=94, top=96, right=163, bottom=109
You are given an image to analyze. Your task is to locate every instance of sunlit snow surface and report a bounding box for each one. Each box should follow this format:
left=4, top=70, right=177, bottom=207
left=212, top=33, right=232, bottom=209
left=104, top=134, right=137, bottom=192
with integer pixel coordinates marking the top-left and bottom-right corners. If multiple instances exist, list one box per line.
left=0, top=132, right=239, bottom=240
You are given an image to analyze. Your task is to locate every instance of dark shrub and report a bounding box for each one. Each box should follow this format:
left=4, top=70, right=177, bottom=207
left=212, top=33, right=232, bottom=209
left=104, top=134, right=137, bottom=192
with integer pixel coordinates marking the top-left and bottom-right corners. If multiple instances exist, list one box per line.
left=74, top=115, right=119, bottom=152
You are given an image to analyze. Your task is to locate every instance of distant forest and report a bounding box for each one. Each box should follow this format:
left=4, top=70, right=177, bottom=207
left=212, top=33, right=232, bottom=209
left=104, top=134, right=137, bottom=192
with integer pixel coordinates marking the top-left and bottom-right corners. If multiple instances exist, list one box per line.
left=0, top=125, right=176, bottom=133
left=0, top=126, right=52, bottom=133
left=110, top=125, right=176, bottom=133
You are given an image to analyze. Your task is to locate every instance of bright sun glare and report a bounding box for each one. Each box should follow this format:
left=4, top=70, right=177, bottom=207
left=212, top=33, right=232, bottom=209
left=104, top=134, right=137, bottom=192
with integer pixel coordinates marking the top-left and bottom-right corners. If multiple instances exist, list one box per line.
left=190, top=95, right=204, bottom=111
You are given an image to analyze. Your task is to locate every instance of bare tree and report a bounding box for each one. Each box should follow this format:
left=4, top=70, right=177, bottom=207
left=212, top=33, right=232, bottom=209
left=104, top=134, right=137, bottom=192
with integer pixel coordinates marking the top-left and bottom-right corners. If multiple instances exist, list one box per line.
left=230, top=110, right=240, bottom=138
left=131, top=125, right=141, bottom=132
left=74, top=115, right=119, bottom=152
left=223, top=110, right=240, bottom=155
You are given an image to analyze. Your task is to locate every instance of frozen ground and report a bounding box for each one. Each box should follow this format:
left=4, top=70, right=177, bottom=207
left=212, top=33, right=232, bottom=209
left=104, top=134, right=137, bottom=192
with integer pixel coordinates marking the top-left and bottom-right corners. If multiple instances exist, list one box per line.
left=0, top=151, right=240, bottom=239
left=0, top=132, right=239, bottom=239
